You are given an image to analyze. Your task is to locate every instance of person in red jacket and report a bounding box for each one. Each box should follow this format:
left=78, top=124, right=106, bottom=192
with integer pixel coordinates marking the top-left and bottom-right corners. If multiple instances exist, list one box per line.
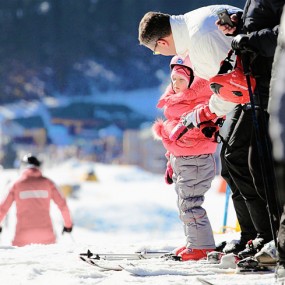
left=152, top=55, right=221, bottom=261
left=0, top=154, right=73, bottom=246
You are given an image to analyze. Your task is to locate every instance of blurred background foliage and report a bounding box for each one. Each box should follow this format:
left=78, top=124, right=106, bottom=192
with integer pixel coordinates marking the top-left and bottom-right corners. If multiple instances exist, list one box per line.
left=0, top=0, right=244, bottom=103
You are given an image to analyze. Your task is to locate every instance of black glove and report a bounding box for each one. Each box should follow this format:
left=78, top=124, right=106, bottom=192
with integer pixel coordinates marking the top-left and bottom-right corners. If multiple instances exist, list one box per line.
left=200, top=121, right=218, bottom=139
left=231, top=34, right=250, bottom=51
left=0, top=226, right=2, bottom=233
left=201, top=126, right=217, bottom=138
left=62, top=226, right=73, bottom=234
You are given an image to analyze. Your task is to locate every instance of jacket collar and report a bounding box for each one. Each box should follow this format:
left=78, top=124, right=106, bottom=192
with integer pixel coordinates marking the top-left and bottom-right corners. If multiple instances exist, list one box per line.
left=157, top=84, right=198, bottom=108
left=21, top=167, right=42, bottom=178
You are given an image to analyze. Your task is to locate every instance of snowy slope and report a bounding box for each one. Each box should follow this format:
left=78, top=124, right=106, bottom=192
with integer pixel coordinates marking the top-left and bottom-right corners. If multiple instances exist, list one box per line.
left=0, top=160, right=277, bottom=285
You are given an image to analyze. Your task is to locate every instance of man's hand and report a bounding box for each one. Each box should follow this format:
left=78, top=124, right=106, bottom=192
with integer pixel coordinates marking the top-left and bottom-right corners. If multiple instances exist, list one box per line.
left=216, top=13, right=238, bottom=35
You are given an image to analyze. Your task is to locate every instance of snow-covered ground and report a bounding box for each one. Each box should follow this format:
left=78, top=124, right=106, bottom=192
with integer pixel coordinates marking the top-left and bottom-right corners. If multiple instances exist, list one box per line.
left=0, top=160, right=277, bottom=284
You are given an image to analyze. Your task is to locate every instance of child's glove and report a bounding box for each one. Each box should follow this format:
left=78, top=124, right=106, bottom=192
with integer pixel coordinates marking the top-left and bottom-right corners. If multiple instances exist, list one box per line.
left=169, top=122, right=189, bottom=141
left=169, top=105, right=217, bottom=141
left=165, top=162, right=173, bottom=185
left=182, top=105, right=217, bottom=128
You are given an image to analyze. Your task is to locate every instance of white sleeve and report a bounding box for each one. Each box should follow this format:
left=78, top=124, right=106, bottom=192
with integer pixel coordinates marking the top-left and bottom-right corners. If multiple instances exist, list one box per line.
left=209, top=93, right=238, bottom=116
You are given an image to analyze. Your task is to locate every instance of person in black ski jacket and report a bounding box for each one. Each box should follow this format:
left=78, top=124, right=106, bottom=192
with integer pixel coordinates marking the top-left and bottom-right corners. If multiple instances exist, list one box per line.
left=215, top=0, right=285, bottom=259
left=269, top=4, right=285, bottom=279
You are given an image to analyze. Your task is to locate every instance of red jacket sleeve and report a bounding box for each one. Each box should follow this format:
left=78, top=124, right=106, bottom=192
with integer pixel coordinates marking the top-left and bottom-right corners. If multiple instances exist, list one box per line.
left=0, top=186, right=15, bottom=223
left=50, top=181, right=73, bottom=228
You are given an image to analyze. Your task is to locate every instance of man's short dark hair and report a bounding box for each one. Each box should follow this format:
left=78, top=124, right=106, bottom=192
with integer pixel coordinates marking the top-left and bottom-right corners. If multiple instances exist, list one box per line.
left=138, top=12, right=171, bottom=46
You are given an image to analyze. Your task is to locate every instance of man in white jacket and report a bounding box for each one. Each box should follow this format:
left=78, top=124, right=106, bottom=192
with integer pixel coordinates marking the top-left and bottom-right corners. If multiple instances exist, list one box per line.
left=138, top=5, right=241, bottom=116
left=138, top=4, right=272, bottom=258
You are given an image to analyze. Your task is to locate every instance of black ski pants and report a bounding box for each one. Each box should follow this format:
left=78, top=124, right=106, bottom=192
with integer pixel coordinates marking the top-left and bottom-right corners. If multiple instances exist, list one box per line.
left=220, top=105, right=274, bottom=242
left=221, top=106, right=257, bottom=243
left=277, top=162, right=285, bottom=263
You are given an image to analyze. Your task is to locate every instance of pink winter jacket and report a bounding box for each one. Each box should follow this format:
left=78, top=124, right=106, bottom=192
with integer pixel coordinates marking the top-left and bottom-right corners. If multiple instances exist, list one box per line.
left=0, top=167, right=73, bottom=246
left=153, top=77, right=218, bottom=157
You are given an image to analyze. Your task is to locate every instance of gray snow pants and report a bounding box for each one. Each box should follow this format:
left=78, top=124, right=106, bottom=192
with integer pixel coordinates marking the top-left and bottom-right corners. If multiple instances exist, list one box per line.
left=170, top=154, right=216, bottom=249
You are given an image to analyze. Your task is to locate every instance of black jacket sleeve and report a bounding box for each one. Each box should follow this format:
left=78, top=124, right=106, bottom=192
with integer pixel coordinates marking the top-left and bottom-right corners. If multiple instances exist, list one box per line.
left=248, top=26, right=279, bottom=57
left=243, top=0, right=285, bottom=57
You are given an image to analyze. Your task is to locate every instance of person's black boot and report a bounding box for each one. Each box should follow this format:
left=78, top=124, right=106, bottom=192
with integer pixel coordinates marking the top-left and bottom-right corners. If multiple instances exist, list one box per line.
left=223, top=239, right=248, bottom=255
left=238, top=238, right=266, bottom=259
left=215, top=241, right=227, bottom=252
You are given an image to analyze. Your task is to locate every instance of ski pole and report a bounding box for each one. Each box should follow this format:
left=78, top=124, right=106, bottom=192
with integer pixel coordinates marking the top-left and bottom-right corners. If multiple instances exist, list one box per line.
left=222, top=184, right=231, bottom=233
left=62, top=231, right=75, bottom=243
left=67, top=232, right=75, bottom=242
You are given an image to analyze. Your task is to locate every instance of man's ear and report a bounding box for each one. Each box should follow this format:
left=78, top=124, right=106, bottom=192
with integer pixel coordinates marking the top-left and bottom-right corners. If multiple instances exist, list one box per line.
left=156, top=35, right=176, bottom=55
left=157, top=38, right=169, bottom=47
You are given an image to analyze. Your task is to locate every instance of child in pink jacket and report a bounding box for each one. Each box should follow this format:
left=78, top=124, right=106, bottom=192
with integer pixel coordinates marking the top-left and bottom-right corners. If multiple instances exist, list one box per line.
left=153, top=55, right=220, bottom=261
left=0, top=154, right=73, bottom=246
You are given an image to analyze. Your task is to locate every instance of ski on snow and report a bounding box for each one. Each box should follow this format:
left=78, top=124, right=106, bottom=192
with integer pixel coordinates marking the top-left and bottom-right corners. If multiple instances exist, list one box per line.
left=79, top=249, right=178, bottom=271
left=79, top=255, right=123, bottom=271
left=79, top=249, right=174, bottom=261
left=80, top=259, right=235, bottom=277
left=79, top=249, right=275, bottom=276
left=119, top=262, right=236, bottom=276
left=196, top=277, right=216, bottom=285
left=79, top=250, right=236, bottom=275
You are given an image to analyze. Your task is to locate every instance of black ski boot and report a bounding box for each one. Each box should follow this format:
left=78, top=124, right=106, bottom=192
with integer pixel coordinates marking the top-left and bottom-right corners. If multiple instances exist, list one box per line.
left=215, top=241, right=227, bottom=252
left=238, top=238, right=266, bottom=259
left=223, top=239, right=248, bottom=255
left=237, top=256, right=274, bottom=272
